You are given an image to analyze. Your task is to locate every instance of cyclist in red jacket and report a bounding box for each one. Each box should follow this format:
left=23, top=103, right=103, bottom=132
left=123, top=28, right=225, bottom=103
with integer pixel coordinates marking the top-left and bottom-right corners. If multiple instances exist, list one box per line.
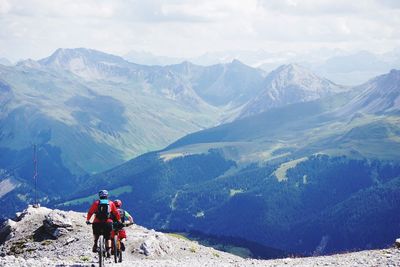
left=111, top=199, right=134, bottom=251
left=86, top=190, right=121, bottom=256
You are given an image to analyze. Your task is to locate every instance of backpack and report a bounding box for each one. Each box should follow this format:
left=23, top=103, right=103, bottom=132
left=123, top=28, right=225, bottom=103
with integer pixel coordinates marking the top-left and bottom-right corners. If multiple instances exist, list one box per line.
left=118, top=208, right=126, bottom=223
left=96, top=199, right=110, bottom=221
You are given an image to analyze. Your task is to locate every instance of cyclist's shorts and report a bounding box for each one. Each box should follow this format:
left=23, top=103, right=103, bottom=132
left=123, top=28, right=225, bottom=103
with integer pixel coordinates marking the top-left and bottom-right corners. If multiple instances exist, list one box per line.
left=111, top=229, right=127, bottom=239
left=92, top=222, right=113, bottom=240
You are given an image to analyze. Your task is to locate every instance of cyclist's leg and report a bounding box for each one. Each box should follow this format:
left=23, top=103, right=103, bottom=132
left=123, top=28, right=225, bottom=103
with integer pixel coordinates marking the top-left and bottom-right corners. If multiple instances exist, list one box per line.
left=103, top=222, right=113, bottom=256
left=110, top=229, right=115, bottom=254
left=92, top=223, right=101, bottom=252
left=119, top=230, right=127, bottom=251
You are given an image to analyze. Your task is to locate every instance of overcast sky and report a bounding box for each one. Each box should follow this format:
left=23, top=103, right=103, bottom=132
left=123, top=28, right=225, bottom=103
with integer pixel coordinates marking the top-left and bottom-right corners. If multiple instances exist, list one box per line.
left=1, top=0, right=400, bottom=61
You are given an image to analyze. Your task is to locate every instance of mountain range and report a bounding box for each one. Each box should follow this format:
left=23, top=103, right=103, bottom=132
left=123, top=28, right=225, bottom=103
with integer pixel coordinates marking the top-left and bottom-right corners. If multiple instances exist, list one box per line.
left=60, top=68, right=400, bottom=255
left=0, top=48, right=349, bottom=218
left=1, top=48, right=399, bottom=256
left=123, top=48, right=400, bottom=85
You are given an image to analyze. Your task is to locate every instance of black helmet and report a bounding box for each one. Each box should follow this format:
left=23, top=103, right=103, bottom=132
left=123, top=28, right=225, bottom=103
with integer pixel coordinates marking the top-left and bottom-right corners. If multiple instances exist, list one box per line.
left=98, top=190, right=108, bottom=199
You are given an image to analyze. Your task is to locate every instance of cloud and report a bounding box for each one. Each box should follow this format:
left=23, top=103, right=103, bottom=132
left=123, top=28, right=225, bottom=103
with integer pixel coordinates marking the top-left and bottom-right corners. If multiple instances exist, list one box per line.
left=253, top=0, right=400, bottom=45
left=258, top=0, right=375, bottom=16
left=0, top=0, right=399, bottom=61
left=378, top=0, right=400, bottom=9
left=0, top=0, right=11, bottom=14
left=112, top=0, right=258, bottom=23
left=4, top=0, right=115, bottom=18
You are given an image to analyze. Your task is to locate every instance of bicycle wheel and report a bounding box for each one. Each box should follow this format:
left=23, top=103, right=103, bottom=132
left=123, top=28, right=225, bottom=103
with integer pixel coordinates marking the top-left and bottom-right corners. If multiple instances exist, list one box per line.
left=113, top=235, right=118, bottom=263
left=98, top=235, right=105, bottom=267
left=118, top=244, right=122, bottom=263
left=118, top=240, right=123, bottom=263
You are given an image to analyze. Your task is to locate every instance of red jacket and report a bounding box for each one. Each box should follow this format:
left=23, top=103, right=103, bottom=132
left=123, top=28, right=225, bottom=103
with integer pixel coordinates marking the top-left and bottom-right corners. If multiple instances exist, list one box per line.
left=87, top=199, right=121, bottom=223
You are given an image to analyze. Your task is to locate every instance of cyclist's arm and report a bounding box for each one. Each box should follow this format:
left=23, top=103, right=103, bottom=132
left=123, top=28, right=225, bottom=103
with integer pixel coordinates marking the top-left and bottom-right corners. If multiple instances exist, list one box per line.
left=86, top=200, right=98, bottom=221
left=124, top=211, right=134, bottom=224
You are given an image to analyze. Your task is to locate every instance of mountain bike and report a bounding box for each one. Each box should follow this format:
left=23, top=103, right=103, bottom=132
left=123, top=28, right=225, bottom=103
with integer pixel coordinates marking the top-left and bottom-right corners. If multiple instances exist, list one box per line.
left=112, top=221, right=133, bottom=263
left=97, top=234, right=107, bottom=267
left=112, top=222, right=123, bottom=263
left=88, top=222, right=108, bottom=267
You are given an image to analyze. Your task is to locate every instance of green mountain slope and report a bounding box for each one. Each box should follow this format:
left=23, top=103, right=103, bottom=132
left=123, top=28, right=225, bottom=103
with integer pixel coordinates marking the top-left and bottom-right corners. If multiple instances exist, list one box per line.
left=0, top=48, right=274, bottom=218
left=62, top=69, right=400, bottom=255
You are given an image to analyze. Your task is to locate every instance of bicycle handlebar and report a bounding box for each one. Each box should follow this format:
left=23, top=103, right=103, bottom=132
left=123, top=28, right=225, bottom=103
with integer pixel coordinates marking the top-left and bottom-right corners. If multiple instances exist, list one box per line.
left=86, top=221, right=134, bottom=226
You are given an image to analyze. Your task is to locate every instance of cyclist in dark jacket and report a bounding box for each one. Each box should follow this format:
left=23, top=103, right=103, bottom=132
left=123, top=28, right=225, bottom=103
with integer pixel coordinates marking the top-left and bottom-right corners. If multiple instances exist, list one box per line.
left=86, top=190, right=121, bottom=256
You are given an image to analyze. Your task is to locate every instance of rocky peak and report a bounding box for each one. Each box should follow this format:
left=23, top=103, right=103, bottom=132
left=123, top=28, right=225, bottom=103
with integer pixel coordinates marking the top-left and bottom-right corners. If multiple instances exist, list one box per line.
left=388, top=69, right=400, bottom=77
left=266, top=63, right=342, bottom=92
left=377, top=69, right=400, bottom=92
left=340, top=69, right=400, bottom=115
left=39, top=48, right=127, bottom=69
left=225, top=59, right=259, bottom=74
left=39, top=48, right=83, bottom=67
left=168, top=60, right=197, bottom=77
left=38, top=48, right=132, bottom=81
left=228, top=59, right=246, bottom=67
left=237, top=64, right=346, bottom=118
left=15, top=59, right=42, bottom=69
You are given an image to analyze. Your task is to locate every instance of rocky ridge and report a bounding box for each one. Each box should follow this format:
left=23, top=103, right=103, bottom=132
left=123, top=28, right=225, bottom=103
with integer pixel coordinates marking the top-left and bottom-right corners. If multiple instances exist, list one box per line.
left=238, top=63, right=346, bottom=118
left=340, top=69, right=400, bottom=115
left=0, top=206, right=399, bottom=266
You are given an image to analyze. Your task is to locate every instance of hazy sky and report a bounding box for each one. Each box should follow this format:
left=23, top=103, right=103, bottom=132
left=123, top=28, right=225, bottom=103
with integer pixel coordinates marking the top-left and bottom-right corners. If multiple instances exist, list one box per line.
left=1, top=0, right=400, bottom=61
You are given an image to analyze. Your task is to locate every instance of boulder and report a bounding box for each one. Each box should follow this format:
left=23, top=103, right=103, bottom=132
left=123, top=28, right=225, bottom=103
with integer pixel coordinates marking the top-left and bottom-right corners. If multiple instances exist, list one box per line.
left=139, top=233, right=173, bottom=257
left=395, top=238, right=400, bottom=248
left=0, top=219, right=16, bottom=245
left=14, top=208, right=29, bottom=222
left=43, top=210, right=73, bottom=238
left=45, top=210, right=73, bottom=229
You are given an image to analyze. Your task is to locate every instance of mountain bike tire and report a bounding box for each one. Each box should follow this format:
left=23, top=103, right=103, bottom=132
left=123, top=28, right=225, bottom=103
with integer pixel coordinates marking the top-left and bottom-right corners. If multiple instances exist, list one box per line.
left=118, top=241, right=122, bottom=263
left=113, top=235, right=118, bottom=263
left=98, top=235, right=105, bottom=267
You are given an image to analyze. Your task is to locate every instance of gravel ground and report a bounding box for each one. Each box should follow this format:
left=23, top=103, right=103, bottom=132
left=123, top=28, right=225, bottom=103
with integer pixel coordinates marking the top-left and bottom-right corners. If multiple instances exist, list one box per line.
left=0, top=206, right=399, bottom=267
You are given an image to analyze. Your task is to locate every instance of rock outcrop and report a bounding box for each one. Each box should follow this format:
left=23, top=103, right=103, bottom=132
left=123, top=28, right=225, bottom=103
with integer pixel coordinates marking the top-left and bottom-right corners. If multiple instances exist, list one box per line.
left=0, top=206, right=242, bottom=266
left=43, top=210, right=74, bottom=238
left=138, top=231, right=172, bottom=256
left=0, top=206, right=399, bottom=266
